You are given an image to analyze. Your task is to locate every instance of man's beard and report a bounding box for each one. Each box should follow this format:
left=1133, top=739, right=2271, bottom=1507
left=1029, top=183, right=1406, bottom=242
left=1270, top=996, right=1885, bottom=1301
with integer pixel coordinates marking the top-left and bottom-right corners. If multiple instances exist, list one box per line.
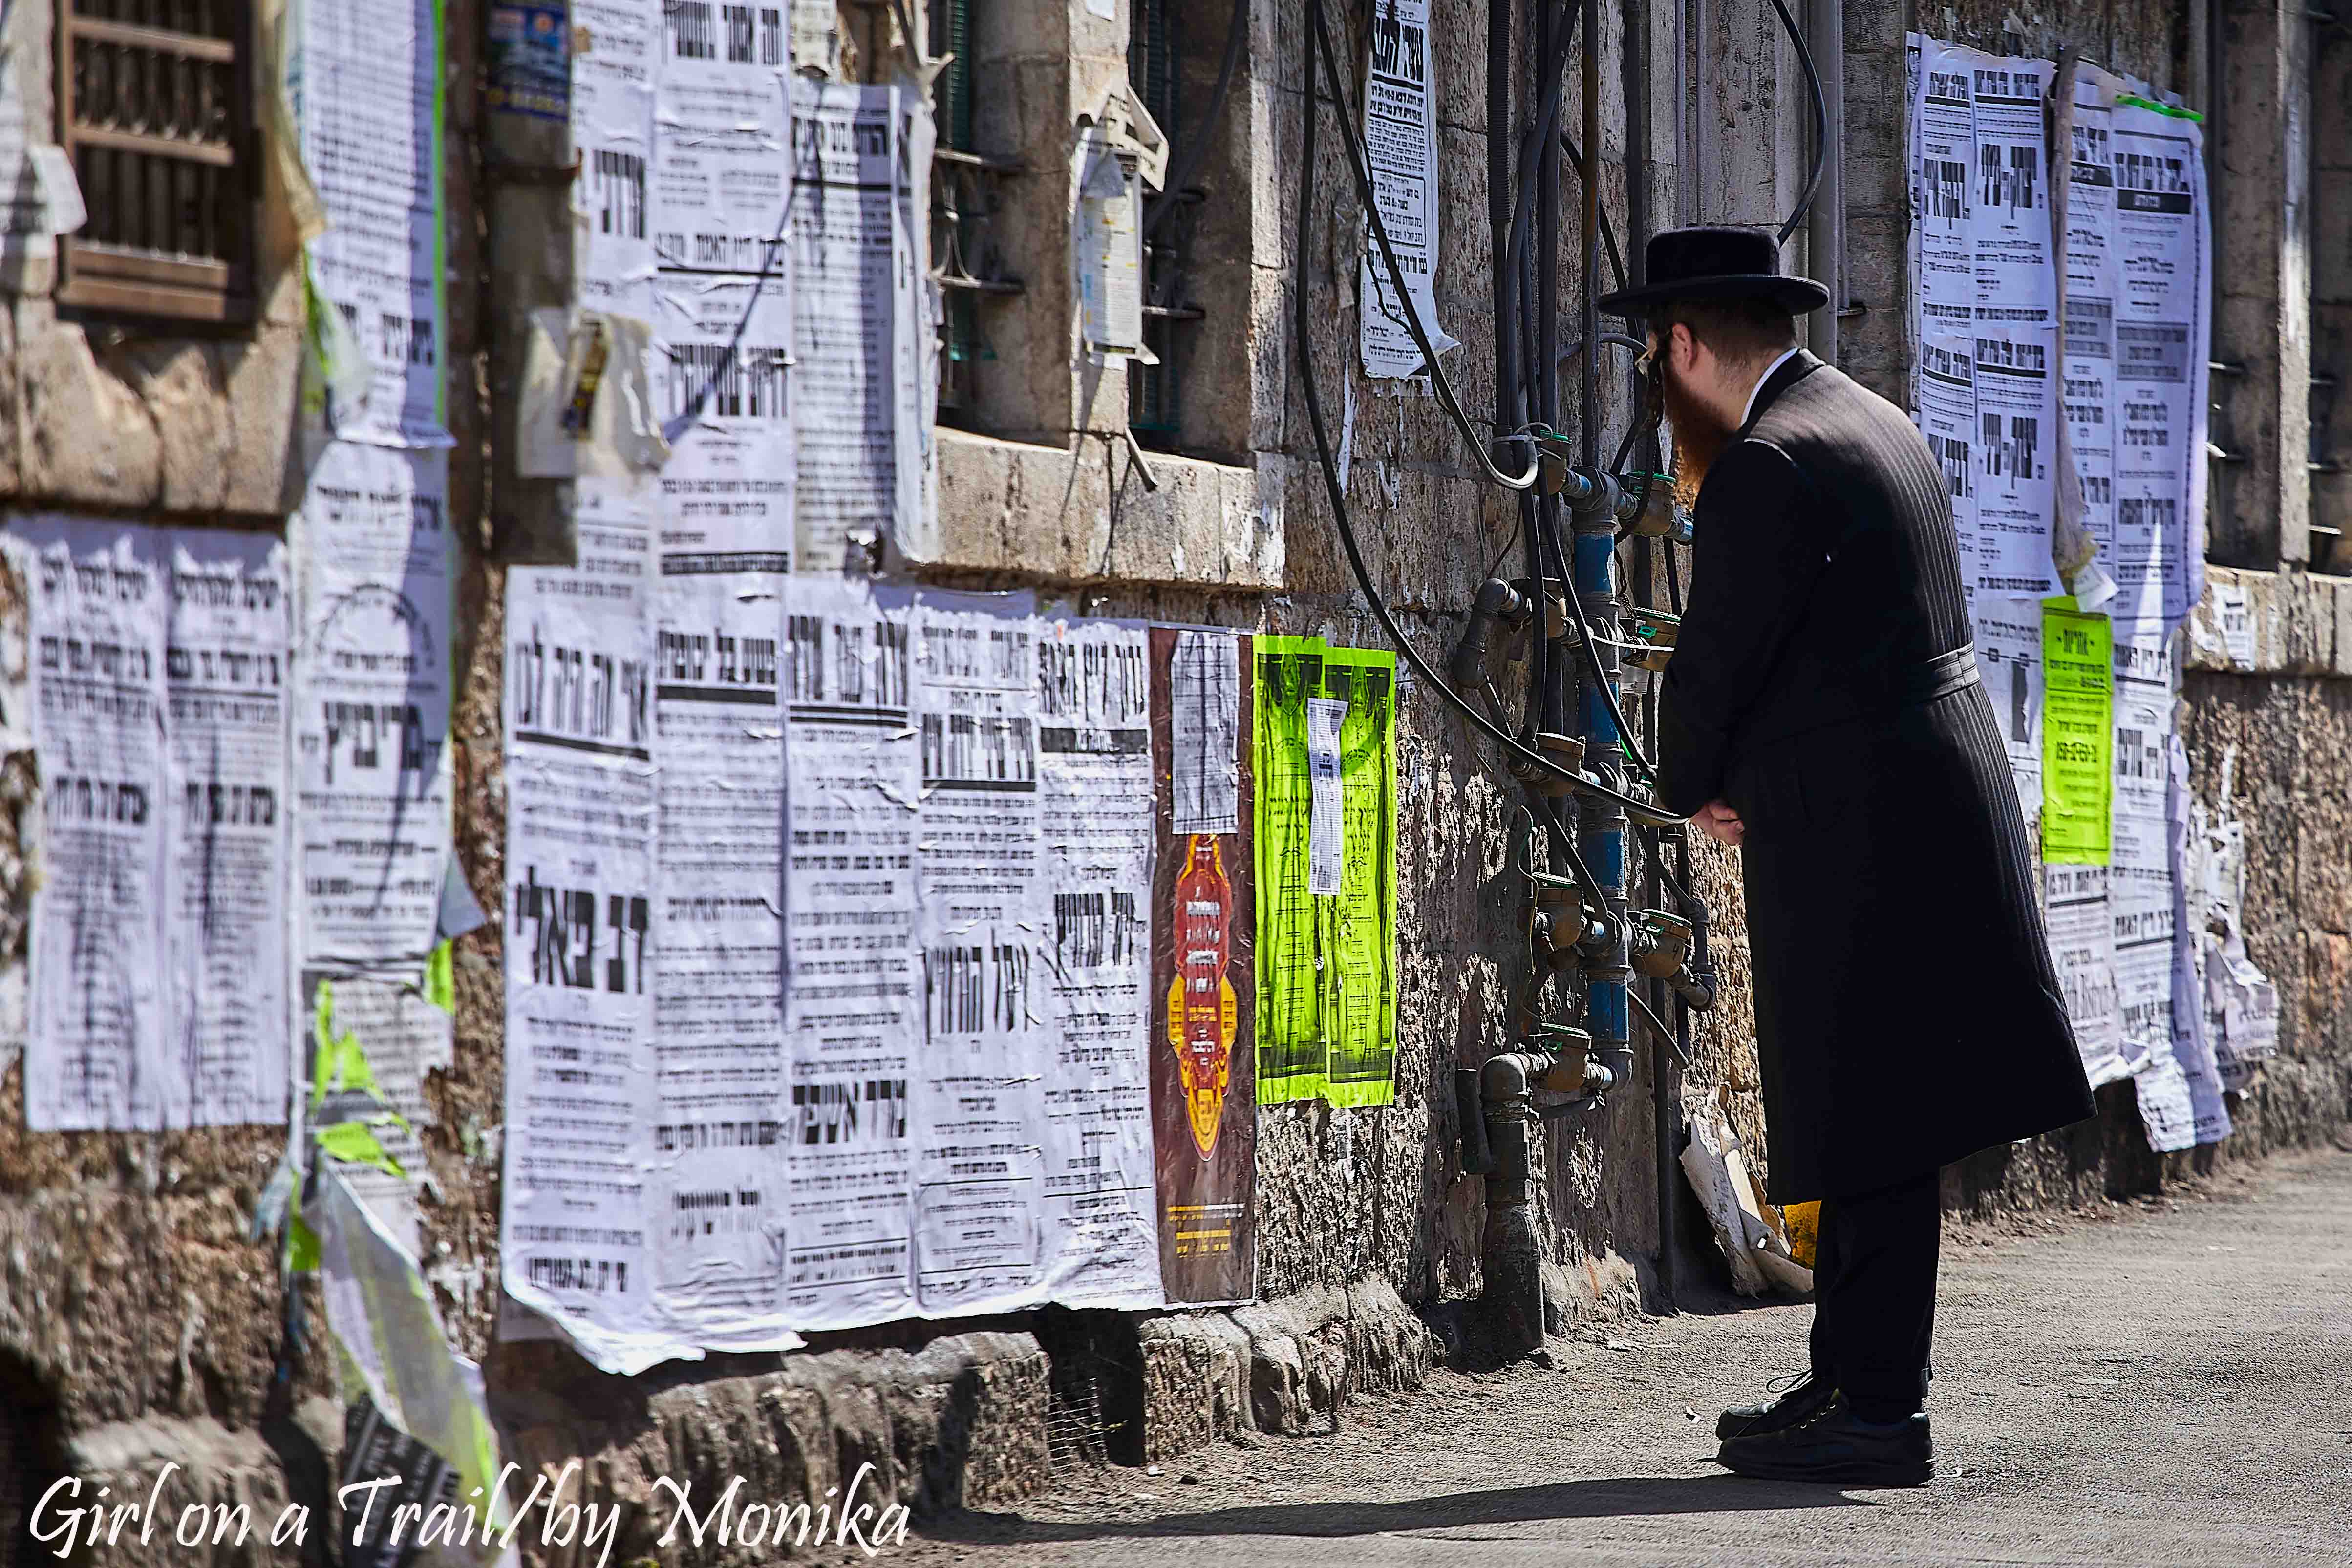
left=1661, top=368, right=1734, bottom=514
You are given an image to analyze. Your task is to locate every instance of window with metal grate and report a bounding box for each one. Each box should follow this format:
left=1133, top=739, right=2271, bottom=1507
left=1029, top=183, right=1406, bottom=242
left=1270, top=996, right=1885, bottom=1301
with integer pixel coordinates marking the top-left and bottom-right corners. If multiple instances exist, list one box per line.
left=1127, top=0, right=1200, bottom=446
left=54, top=0, right=259, bottom=324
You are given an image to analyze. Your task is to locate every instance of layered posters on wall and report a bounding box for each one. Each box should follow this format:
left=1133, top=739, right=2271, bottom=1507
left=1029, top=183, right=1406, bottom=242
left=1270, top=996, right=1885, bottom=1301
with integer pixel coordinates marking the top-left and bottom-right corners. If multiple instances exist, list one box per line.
left=1358, top=0, right=1455, bottom=379
left=791, top=80, right=938, bottom=569
left=572, top=0, right=657, bottom=320
left=1253, top=637, right=1400, bottom=1109
left=2165, top=736, right=2232, bottom=1143
left=1970, top=597, right=2042, bottom=830
left=2040, top=601, right=2127, bottom=1088
left=1150, top=627, right=1259, bottom=1305
left=2110, top=93, right=2210, bottom=631
left=13, top=518, right=294, bottom=1130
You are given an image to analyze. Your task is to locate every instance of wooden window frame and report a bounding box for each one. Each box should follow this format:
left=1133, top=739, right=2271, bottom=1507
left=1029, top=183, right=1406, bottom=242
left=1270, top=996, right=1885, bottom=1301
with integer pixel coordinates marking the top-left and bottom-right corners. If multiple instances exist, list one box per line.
left=54, top=0, right=260, bottom=326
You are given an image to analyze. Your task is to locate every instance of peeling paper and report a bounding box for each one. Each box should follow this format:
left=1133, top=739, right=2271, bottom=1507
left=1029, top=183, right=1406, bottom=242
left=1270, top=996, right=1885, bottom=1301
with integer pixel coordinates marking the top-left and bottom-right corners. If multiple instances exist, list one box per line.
left=515, top=308, right=671, bottom=477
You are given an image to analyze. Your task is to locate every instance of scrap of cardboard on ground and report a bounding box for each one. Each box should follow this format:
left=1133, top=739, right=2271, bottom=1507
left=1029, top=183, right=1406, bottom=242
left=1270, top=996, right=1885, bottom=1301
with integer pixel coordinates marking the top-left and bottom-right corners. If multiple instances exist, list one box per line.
left=1683, top=1089, right=1813, bottom=1296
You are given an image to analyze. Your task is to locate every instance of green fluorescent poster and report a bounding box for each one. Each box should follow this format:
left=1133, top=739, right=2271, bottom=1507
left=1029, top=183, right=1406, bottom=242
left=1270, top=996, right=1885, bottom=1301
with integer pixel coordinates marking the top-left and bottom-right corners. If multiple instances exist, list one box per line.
left=1251, top=637, right=1399, bottom=1108
left=1319, top=645, right=1398, bottom=1109
left=2041, top=600, right=2113, bottom=864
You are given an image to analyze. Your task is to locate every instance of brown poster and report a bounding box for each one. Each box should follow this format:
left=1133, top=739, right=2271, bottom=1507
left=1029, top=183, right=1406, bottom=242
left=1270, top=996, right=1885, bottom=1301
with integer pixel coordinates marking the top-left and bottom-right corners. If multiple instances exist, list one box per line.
left=1148, top=626, right=1258, bottom=1304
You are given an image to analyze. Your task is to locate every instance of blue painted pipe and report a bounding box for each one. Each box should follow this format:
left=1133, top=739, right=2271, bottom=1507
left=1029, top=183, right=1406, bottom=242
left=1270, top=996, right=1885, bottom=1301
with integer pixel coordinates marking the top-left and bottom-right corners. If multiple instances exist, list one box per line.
left=1573, top=519, right=1633, bottom=1085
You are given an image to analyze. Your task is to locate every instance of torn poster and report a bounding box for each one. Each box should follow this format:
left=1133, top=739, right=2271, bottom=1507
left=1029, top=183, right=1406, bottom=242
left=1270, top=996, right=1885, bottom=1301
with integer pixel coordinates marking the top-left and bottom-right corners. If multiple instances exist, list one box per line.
left=499, top=496, right=678, bottom=1374
left=913, top=589, right=1048, bottom=1316
left=2164, top=736, right=2230, bottom=1143
left=2109, top=96, right=2209, bottom=632
left=1034, top=616, right=1163, bottom=1309
left=1074, top=126, right=1145, bottom=357
left=1305, top=697, right=1347, bottom=898
left=162, top=528, right=295, bottom=1128
left=1967, top=55, right=2054, bottom=325
left=2192, top=807, right=2279, bottom=1092
left=2047, top=860, right=2127, bottom=1088
left=1970, top=597, right=2041, bottom=831
left=1905, top=32, right=1924, bottom=414
left=293, top=0, right=449, bottom=443
left=2131, top=1045, right=2198, bottom=1152
left=1970, top=322, right=2062, bottom=597
left=2109, top=632, right=2175, bottom=1068
left=17, top=520, right=170, bottom=1131
left=305, top=971, right=453, bottom=1256
left=1358, top=0, right=1455, bottom=379
left=790, top=80, right=937, bottom=570
left=295, top=443, right=453, bottom=971
left=1918, top=331, right=1980, bottom=598
left=2040, top=601, right=2111, bottom=864
left=1149, top=625, right=1258, bottom=1304
left=571, top=0, right=659, bottom=318
left=782, top=577, right=919, bottom=1330
left=2063, top=67, right=2121, bottom=574
left=651, top=562, right=791, bottom=1344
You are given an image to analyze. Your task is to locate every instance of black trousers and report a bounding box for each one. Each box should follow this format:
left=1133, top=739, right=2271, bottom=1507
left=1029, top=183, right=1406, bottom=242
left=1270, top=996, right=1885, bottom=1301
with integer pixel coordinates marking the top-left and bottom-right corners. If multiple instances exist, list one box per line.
left=1807, top=1169, right=1941, bottom=1422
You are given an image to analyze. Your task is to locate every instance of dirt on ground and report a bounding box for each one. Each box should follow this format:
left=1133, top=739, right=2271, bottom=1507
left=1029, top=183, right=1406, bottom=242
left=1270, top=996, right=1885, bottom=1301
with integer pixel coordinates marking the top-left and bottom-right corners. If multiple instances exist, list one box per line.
left=876, top=1144, right=2352, bottom=1567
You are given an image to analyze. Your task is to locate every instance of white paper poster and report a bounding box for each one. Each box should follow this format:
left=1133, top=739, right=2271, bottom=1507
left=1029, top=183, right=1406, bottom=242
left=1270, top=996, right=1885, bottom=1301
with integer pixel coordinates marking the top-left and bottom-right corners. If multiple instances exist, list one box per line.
left=913, top=590, right=1048, bottom=1315
left=1169, top=628, right=1242, bottom=835
left=1971, top=323, right=2062, bottom=597
left=1075, top=129, right=1145, bottom=356
left=1967, top=57, right=2054, bottom=324
left=1915, top=44, right=1976, bottom=335
left=2131, top=1047, right=2198, bottom=1152
left=1306, top=696, right=1347, bottom=897
left=294, top=0, right=448, bottom=443
left=790, top=80, right=936, bottom=570
left=651, top=561, right=791, bottom=1343
left=654, top=272, right=796, bottom=566
left=1358, top=0, right=1456, bottom=378
left=653, top=0, right=790, bottom=277
left=2110, top=633, right=2174, bottom=1068
left=782, top=577, right=919, bottom=1329
left=2192, top=806, right=2279, bottom=1092
left=2063, top=68, right=2121, bottom=569
left=295, top=442, right=453, bottom=970
left=2047, top=860, right=2127, bottom=1088
left=17, top=521, right=170, bottom=1130
left=1035, top=617, right=1163, bottom=1308
left=2110, top=97, right=2209, bottom=631
left=163, top=529, right=295, bottom=1128
left=1919, top=331, right=1980, bottom=593
left=1970, top=598, right=2041, bottom=829
left=573, top=0, right=659, bottom=319
left=499, top=499, right=677, bottom=1374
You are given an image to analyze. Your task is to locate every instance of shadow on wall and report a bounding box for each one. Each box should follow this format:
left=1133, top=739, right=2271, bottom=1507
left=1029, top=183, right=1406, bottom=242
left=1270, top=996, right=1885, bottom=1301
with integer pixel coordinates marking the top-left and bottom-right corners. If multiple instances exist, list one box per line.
left=1, top=1353, right=65, bottom=1565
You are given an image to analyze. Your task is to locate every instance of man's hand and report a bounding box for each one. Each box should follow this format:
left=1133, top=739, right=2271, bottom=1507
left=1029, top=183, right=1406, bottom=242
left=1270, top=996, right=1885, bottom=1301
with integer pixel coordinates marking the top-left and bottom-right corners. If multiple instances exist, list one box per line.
left=1694, top=799, right=1745, bottom=847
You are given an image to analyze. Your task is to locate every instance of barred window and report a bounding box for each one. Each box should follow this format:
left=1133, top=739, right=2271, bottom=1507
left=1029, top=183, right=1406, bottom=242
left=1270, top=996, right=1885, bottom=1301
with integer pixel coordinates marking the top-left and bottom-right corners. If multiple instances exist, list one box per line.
left=55, top=0, right=258, bottom=324
left=927, top=0, right=1023, bottom=424
left=1127, top=0, right=1201, bottom=446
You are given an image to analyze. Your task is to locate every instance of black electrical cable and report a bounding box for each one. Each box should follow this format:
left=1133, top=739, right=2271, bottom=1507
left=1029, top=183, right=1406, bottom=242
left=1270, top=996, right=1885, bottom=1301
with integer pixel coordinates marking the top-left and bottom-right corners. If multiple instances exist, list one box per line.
left=1295, top=0, right=1683, bottom=828
left=1557, top=133, right=1628, bottom=298
left=1311, top=0, right=1538, bottom=492
left=1766, top=0, right=1828, bottom=243
left=1141, top=0, right=1250, bottom=244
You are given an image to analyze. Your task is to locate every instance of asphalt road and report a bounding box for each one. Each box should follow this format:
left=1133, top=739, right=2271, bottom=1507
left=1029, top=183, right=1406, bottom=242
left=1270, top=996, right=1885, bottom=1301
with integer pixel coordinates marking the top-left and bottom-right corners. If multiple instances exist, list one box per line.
left=899, top=1146, right=2352, bottom=1567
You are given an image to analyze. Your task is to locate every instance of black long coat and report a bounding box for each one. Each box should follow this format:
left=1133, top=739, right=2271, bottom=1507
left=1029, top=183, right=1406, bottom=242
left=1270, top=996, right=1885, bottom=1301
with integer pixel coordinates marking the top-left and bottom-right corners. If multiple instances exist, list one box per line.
left=1655, top=351, right=2095, bottom=1204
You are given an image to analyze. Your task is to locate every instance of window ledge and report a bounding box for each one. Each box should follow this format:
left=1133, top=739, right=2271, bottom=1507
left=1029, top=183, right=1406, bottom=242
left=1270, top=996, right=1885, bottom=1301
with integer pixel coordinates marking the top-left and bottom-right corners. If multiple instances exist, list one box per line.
left=929, top=425, right=1284, bottom=589
left=2185, top=564, right=2352, bottom=679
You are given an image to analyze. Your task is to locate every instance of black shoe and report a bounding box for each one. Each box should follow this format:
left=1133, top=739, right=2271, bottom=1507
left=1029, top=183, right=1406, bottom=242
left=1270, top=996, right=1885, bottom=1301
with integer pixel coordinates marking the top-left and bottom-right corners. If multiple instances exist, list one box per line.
left=1714, top=1370, right=1835, bottom=1441
left=1715, top=1395, right=1934, bottom=1487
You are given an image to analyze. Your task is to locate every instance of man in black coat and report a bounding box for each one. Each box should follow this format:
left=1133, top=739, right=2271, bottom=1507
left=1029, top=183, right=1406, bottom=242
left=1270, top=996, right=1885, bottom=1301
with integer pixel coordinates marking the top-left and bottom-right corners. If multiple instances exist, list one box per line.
left=1599, top=228, right=2095, bottom=1487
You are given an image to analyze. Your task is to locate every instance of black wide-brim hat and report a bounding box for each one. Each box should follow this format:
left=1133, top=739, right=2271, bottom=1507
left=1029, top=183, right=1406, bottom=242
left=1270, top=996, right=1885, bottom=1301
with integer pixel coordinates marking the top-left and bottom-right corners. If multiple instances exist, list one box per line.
left=1595, top=224, right=1829, bottom=318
